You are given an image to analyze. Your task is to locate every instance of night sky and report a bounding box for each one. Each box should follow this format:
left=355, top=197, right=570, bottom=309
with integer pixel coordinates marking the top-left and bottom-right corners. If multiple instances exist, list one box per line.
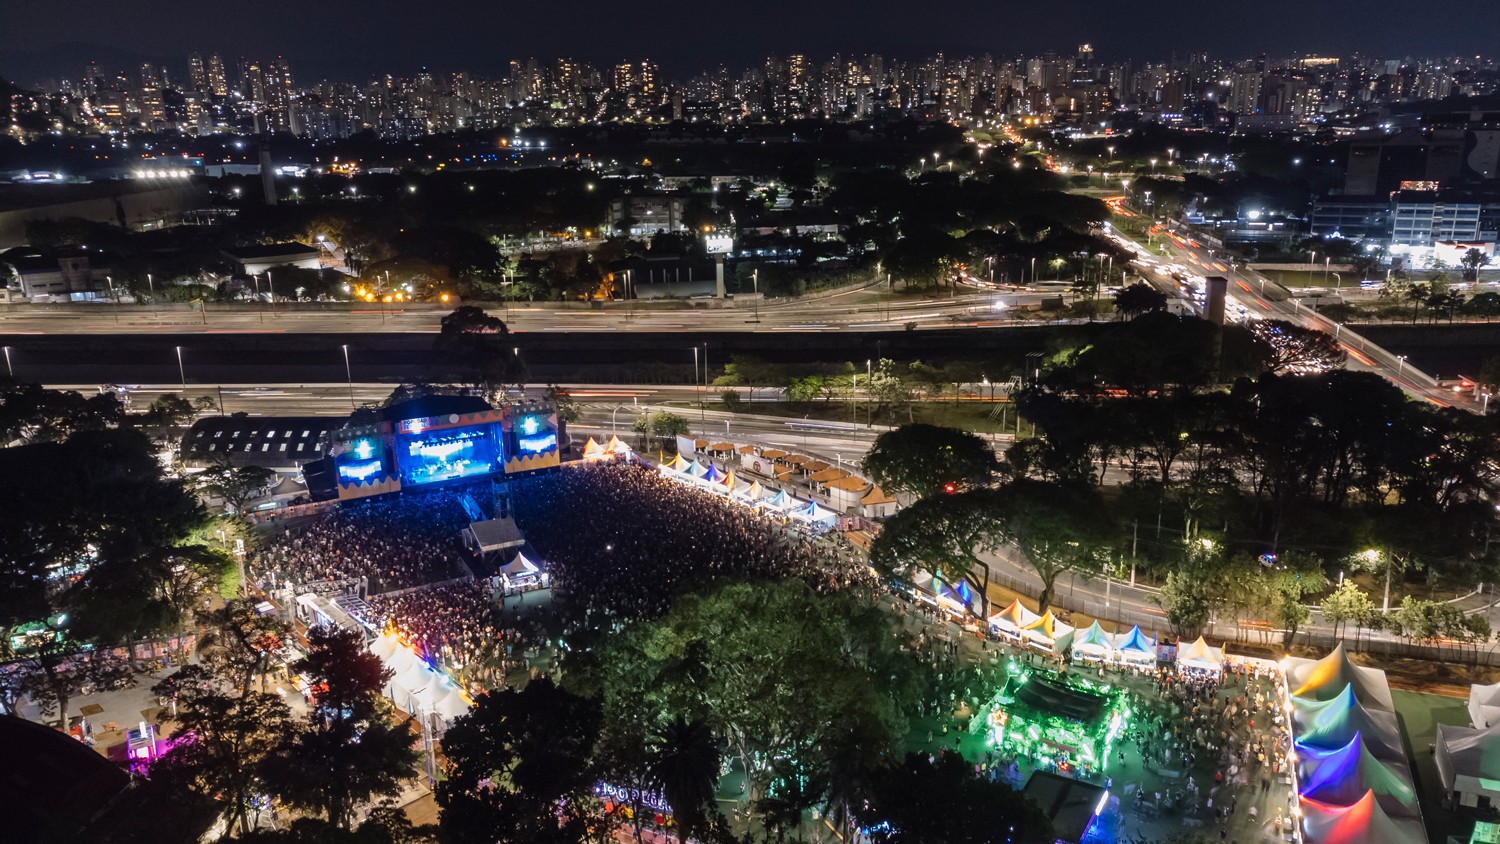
left=3, top=0, right=1498, bottom=84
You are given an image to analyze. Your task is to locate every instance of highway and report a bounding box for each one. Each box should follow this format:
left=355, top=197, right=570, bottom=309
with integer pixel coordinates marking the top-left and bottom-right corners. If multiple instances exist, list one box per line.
left=1118, top=219, right=1481, bottom=411
left=0, top=281, right=1070, bottom=336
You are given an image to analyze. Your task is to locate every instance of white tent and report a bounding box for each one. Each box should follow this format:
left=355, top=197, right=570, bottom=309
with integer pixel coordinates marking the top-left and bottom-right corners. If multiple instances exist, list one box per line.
left=368, top=634, right=397, bottom=662
left=988, top=599, right=1041, bottom=639
left=1175, top=636, right=1224, bottom=674
left=432, top=685, right=473, bottom=722
left=500, top=552, right=541, bottom=577
left=1112, top=625, right=1157, bottom=666
left=1469, top=681, right=1500, bottom=729
left=1285, top=642, right=1394, bottom=712
left=1071, top=621, right=1115, bottom=662
left=1436, top=721, right=1500, bottom=808
left=385, top=644, right=419, bottom=676
left=1020, top=611, right=1074, bottom=652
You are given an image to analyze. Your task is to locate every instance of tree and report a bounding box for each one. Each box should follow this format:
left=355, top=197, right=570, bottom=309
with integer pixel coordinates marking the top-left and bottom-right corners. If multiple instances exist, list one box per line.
left=545, top=385, right=580, bottom=424
left=0, top=430, right=221, bottom=724
left=1479, top=356, right=1500, bottom=395
left=633, top=411, right=690, bottom=446
left=595, top=581, right=919, bottom=828
left=437, top=678, right=606, bottom=844
left=869, top=491, right=1006, bottom=615
left=196, top=599, right=291, bottom=693
left=647, top=717, right=720, bottom=844
left=435, top=306, right=518, bottom=394
left=854, top=752, right=1052, bottom=844
left=1113, top=282, right=1168, bottom=319
left=1265, top=561, right=1327, bottom=648
left=263, top=626, right=419, bottom=830
left=152, top=664, right=296, bottom=837
left=994, top=480, right=1114, bottom=612
left=1462, top=247, right=1492, bottom=282
left=868, top=358, right=915, bottom=423
left=0, top=382, right=124, bottom=443
left=862, top=423, right=998, bottom=499
left=1320, top=580, right=1376, bottom=643
left=195, top=459, right=277, bottom=516
left=1248, top=320, right=1347, bottom=374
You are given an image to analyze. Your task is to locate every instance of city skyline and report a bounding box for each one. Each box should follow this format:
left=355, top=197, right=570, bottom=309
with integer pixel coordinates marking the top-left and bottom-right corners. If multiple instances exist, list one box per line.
left=3, top=0, right=1499, bottom=84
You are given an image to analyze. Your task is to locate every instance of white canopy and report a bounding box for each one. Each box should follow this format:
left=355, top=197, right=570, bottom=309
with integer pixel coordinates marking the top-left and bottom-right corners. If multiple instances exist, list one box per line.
left=1470, top=681, right=1500, bottom=729
left=368, top=634, right=396, bottom=662
left=1176, top=636, right=1224, bottom=673
left=385, top=644, right=419, bottom=676
left=1436, top=720, right=1500, bottom=808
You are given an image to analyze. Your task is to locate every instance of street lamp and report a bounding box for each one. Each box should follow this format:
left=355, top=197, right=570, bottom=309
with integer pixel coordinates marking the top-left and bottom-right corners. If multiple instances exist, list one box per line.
left=265, top=270, right=276, bottom=317
left=175, top=345, right=186, bottom=387
left=146, top=273, right=157, bottom=320
left=1396, top=355, right=1406, bottom=377
left=341, top=345, right=355, bottom=408
left=2, top=345, right=12, bottom=379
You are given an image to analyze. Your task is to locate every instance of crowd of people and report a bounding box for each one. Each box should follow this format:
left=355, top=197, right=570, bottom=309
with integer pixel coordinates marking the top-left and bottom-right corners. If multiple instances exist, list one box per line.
left=512, top=462, right=876, bottom=621
left=249, top=486, right=479, bottom=596
left=344, top=581, right=555, bottom=692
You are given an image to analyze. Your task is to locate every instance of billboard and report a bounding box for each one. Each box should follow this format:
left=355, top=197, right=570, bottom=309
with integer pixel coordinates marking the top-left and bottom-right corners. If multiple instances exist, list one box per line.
left=503, top=408, right=560, bottom=474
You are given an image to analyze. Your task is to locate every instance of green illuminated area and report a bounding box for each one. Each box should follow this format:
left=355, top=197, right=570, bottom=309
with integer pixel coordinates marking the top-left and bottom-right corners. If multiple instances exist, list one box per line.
left=973, top=664, right=1129, bottom=780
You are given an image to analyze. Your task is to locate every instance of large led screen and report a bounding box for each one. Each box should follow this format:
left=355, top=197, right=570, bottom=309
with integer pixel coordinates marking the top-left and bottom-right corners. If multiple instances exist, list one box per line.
left=396, top=424, right=500, bottom=486
left=334, top=436, right=389, bottom=484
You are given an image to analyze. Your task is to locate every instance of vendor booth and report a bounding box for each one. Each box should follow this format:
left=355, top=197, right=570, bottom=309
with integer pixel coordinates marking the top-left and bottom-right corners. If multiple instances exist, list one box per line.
left=1174, top=636, right=1223, bottom=675
left=1070, top=621, right=1114, bottom=664
left=1021, top=611, right=1074, bottom=654
left=1111, top=625, right=1157, bottom=667
left=989, top=599, right=1042, bottom=641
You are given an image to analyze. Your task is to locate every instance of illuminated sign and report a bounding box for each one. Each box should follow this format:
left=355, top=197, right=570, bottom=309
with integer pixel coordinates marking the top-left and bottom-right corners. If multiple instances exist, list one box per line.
left=518, top=433, right=557, bottom=453
left=352, top=439, right=375, bottom=460
left=518, top=415, right=542, bottom=436
left=594, top=783, right=671, bottom=814
left=337, top=460, right=384, bottom=482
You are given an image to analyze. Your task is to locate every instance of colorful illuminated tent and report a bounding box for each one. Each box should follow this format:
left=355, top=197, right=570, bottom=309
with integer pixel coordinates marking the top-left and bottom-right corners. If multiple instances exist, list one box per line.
left=1070, top=621, right=1114, bottom=661
left=582, top=438, right=605, bottom=460
left=1285, top=642, right=1394, bottom=711
left=1297, top=733, right=1419, bottom=817
left=1175, top=636, right=1224, bottom=674
left=988, top=599, right=1042, bottom=638
left=1435, top=721, right=1500, bottom=808
left=700, top=463, right=721, bottom=484
left=1021, top=611, right=1074, bottom=652
left=1112, top=625, right=1157, bottom=665
left=1299, top=790, right=1427, bottom=844
left=604, top=435, right=632, bottom=455
left=1469, top=681, right=1500, bottom=729
left=790, top=500, right=838, bottom=527
left=1291, top=684, right=1404, bottom=760
left=740, top=480, right=765, bottom=502
left=684, top=459, right=704, bottom=477
left=720, top=469, right=738, bottom=493
left=662, top=453, right=689, bottom=472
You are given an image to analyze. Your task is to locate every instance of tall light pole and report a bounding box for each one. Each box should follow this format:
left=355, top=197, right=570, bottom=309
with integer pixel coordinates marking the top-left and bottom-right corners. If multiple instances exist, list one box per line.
left=266, top=270, right=276, bottom=318
left=700, top=343, right=708, bottom=423
left=175, top=345, right=186, bottom=387
left=341, top=344, right=355, bottom=408
left=146, top=273, right=158, bottom=320
left=105, top=275, right=119, bottom=324
left=2, top=346, right=12, bottom=379
left=692, top=346, right=699, bottom=397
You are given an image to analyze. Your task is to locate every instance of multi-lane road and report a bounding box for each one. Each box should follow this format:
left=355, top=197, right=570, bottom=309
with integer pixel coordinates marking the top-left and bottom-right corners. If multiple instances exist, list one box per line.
left=0, top=281, right=1070, bottom=336
left=1121, top=220, right=1482, bottom=412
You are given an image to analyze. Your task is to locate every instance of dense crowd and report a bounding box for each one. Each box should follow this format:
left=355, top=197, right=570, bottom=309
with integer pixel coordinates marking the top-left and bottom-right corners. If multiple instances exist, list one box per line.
left=513, top=462, right=876, bottom=621
left=345, top=581, right=554, bottom=691
left=249, top=486, right=478, bottom=596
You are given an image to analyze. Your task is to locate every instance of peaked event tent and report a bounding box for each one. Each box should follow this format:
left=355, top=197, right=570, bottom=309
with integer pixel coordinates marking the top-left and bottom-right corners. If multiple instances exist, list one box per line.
left=1021, top=611, right=1074, bottom=652
left=1469, top=681, right=1500, bottom=729
left=1175, top=636, right=1224, bottom=674
left=662, top=453, right=689, bottom=472
left=1285, top=642, right=1395, bottom=711
left=1071, top=621, right=1115, bottom=660
left=604, top=435, right=631, bottom=455
left=700, top=463, right=721, bottom=484
left=1291, top=684, right=1405, bottom=761
left=1113, top=626, right=1157, bottom=665
left=582, top=438, right=605, bottom=460
left=1298, top=790, right=1427, bottom=844
left=1297, top=733, right=1420, bottom=817
left=500, top=551, right=540, bottom=577
left=1435, top=721, right=1500, bottom=807
left=989, top=599, right=1042, bottom=638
